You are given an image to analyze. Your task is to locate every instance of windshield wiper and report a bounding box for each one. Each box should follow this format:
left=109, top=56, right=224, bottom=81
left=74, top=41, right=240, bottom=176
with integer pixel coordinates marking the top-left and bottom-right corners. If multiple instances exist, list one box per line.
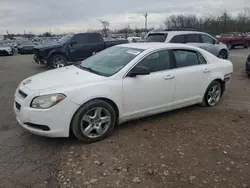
left=75, top=65, right=103, bottom=76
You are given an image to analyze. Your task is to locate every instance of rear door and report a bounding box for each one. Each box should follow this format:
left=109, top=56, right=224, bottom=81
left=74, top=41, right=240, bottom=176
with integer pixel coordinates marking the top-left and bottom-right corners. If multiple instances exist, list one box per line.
left=171, top=49, right=210, bottom=107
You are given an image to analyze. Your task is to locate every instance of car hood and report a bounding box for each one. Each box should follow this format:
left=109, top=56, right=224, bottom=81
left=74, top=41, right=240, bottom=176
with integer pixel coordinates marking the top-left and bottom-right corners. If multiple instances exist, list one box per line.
left=0, top=46, right=11, bottom=50
left=35, top=42, right=63, bottom=50
left=19, top=44, right=36, bottom=48
left=22, top=65, right=106, bottom=91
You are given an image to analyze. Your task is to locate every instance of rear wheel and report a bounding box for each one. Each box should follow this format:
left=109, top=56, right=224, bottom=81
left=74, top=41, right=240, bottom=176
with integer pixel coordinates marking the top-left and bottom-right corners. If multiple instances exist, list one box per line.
left=200, top=81, right=222, bottom=107
left=71, top=100, right=117, bottom=143
left=218, top=50, right=228, bottom=59
left=227, top=42, right=233, bottom=50
left=244, top=42, right=249, bottom=49
left=49, top=54, right=67, bottom=68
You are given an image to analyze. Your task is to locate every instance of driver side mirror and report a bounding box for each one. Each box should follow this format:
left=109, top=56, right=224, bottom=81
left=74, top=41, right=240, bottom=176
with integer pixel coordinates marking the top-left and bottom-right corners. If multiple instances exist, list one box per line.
left=214, top=40, right=219, bottom=44
left=127, top=66, right=150, bottom=77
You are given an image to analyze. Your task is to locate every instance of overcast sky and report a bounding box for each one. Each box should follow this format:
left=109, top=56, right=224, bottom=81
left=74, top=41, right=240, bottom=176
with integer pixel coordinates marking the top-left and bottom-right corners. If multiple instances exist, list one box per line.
left=0, top=0, right=249, bottom=34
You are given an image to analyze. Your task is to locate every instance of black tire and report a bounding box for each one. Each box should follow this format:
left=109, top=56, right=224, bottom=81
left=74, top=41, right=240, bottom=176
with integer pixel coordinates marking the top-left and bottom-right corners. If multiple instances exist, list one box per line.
left=218, top=50, right=228, bottom=59
left=200, top=81, right=222, bottom=107
left=227, top=42, right=233, bottom=50
left=49, top=54, right=67, bottom=68
left=244, top=42, right=249, bottom=49
left=71, top=100, right=117, bottom=143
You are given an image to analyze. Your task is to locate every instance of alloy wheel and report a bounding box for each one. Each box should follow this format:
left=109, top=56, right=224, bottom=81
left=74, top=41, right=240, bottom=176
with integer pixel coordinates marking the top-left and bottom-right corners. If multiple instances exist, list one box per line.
left=207, top=84, right=221, bottom=106
left=218, top=51, right=228, bottom=59
left=80, top=107, right=111, bottom=139
left=53, top=57, right=65, bottom=68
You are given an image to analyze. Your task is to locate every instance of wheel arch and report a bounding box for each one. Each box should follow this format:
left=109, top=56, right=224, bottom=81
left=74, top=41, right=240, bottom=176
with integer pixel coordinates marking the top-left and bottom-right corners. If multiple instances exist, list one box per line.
left=217, top=49, right=228, bottom=59
left=69, top=97, right=120, bottom=135
left=47, top=51, right=68, bottom=65
left=206, top=78, right=225, bottom=95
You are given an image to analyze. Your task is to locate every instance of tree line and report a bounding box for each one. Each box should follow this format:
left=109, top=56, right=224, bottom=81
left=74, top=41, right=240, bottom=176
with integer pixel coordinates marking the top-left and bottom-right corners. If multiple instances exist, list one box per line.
left=164, top=9, right=250, bottom=35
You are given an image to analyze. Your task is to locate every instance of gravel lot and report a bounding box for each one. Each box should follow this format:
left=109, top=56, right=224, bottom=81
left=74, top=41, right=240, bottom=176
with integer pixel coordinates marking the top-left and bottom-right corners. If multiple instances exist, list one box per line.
left=0, top=49, right=250, bottom=188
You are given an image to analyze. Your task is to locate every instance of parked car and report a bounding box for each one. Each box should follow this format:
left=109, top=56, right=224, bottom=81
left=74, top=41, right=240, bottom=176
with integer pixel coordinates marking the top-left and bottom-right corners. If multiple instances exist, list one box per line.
left=17, top=41, right=37, bottom=54
left=33, top=33, right=129, bottom=68
left=127, top=37, right=142, bottom=43
left=14, top=43, right=233, bottom=143
left=0, top=42, right=13, bottom=56
left=145, top=28, right=229, bottom=59
left=246, top=54, right=250, bottom=77
left=216, top=33, right=250, bottom=50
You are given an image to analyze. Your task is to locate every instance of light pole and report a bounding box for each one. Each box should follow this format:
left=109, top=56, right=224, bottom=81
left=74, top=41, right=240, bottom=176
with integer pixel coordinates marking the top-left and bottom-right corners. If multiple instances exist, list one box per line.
left=143, top=13, right=148, bottom=33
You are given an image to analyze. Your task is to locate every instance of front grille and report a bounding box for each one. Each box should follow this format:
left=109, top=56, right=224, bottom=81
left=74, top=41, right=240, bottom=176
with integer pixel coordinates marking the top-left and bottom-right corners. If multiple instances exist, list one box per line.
left=15, top=102, right=21, bottom=111
left=18, top=90, right=28, bottom=98
left=24, top=123, right=50, bottom=131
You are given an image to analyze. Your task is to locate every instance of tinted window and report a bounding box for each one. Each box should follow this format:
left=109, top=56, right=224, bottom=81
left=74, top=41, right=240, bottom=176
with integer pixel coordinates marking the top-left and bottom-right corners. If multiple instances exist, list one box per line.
left=201, top=34, right=214, bottom=44
left=87, top=33, right=102, bottom=43
left=135, top=50, right=170, bottom=72
left=197, top=53, right=207, bottom=64
left=170, top=35, right=186, bottom=43
left=173, top=50, right=199, bottom=68
left=187, top=34, right=201, bottom=43
left=73, top=34, right=88, bottom=44
left=146, top=34, right=167, bottom=42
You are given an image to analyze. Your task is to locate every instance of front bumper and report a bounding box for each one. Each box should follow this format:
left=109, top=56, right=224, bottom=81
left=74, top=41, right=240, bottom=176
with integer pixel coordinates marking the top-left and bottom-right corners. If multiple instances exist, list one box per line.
left=13, top=85, right=80, bottom=138
left=0, top=50, right=12, bottom=56
left=33, top=54, right=47, bottom=65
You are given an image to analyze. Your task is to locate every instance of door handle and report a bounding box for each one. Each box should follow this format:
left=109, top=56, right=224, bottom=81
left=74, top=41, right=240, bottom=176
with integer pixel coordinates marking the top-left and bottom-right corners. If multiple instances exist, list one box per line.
left=203, top=68, right=210, bottom=73
left=164, top=75, right=175, bottom=80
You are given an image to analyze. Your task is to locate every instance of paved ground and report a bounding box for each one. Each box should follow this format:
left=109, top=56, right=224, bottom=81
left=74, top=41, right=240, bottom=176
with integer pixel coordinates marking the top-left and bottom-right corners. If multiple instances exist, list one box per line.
left=0, top=49, right=250, bottom=188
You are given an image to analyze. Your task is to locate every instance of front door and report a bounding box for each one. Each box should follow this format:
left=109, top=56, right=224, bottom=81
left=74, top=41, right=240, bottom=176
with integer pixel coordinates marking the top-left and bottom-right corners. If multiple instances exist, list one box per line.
left=122, top=50, right=176, bottom=119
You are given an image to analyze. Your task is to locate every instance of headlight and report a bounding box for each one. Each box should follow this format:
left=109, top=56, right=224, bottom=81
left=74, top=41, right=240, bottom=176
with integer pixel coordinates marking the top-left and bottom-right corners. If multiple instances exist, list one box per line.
left=31, top=94, right=66, bottom=109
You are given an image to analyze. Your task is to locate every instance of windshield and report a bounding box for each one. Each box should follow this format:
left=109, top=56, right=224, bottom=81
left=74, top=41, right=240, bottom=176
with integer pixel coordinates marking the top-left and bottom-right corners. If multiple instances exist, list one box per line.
left=58, top=35, right=72, bottom=43
left=146, top=33, right=168, bottom=42
left=76, top=46, right=144, bottom=77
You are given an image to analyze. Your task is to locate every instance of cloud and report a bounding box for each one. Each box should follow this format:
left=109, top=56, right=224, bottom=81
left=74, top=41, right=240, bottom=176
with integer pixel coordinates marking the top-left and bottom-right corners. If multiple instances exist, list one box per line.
left=0, top=0, right=249, bottom=34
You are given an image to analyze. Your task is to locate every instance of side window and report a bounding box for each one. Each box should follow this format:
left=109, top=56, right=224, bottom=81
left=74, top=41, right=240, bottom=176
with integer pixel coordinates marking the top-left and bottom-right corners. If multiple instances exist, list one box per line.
left=73, top=34, right=88, bottom=44
left=169, top=35, right=186, bottom=43
left=173, top=50, right=199, bottom=68
left=187, top=34, right=201, bottom=43
left=88, top=34, right=102, bottom=43
left=135, top=50, right=171, bottom=72
left=197, top=52, right=207, bottom=64
left=201, top=34, right=215, bottom=44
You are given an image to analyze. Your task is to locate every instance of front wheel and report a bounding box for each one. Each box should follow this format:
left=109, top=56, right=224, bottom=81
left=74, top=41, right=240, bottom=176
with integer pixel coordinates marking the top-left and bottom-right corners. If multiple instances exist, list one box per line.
left=201, top=81, right=222, bottom=107
left=49, top=54, right=67, bottom=68
left=71, top=100, right=117, bottom=143
left=218, top=50, right=228, bottom=59
left=244, top=42, right=249, bottom=49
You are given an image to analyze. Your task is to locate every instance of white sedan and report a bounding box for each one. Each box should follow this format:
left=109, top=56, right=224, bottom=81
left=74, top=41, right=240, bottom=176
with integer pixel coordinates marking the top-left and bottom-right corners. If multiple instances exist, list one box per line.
left=14, top=43, right=233, bottom=143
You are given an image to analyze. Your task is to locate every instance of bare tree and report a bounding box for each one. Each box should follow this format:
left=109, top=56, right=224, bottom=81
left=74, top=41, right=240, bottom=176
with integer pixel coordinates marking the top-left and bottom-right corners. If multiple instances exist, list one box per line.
left=164, top=10, right=250, bottom=35
left=99, top=20, right=110, bottom=37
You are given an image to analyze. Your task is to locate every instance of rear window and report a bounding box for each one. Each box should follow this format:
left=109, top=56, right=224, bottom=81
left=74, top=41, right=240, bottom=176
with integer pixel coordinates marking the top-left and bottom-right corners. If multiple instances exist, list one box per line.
left=146, top=34, right=167, bottom=42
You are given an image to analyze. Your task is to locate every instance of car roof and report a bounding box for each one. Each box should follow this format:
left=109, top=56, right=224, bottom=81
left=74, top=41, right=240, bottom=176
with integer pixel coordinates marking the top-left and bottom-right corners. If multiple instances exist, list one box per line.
left=148, top=30, right=206, bottom=35
left=118, top=42, right=200, bottom=50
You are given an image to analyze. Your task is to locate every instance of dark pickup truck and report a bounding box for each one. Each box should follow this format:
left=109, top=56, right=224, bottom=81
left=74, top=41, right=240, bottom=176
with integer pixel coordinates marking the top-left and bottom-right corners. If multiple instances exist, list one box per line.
left=34, top=33, right=128, bottom=68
